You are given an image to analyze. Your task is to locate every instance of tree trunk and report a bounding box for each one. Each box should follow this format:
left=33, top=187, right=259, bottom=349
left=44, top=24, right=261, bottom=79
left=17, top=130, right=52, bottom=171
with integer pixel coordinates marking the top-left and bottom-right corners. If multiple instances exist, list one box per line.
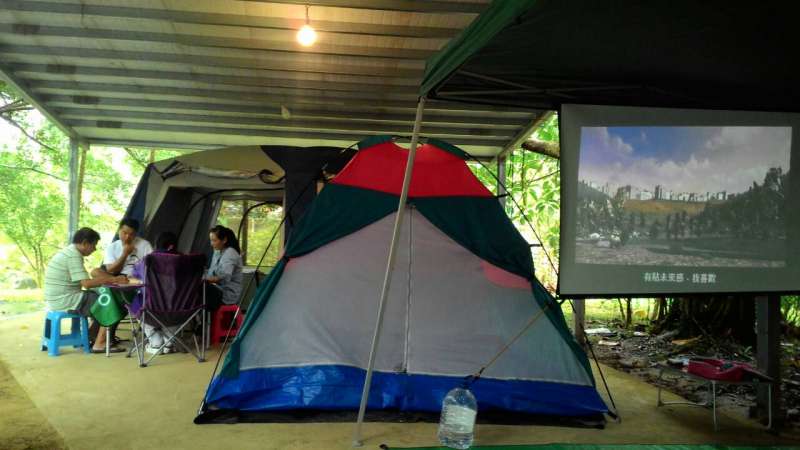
left=654, top=295, right=756, bottom=346
left=626, top=298, right=633, bottom=328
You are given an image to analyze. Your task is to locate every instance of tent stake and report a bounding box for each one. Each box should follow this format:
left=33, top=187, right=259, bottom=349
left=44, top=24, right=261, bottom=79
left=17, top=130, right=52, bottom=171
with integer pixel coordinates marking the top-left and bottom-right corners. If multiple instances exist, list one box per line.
left=352, top=97, right=426, bottom=447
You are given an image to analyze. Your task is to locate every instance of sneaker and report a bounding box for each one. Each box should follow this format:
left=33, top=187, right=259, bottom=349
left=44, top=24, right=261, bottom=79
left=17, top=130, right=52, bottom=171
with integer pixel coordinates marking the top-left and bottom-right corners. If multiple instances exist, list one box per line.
left=145, top=345, right=171, bottom=355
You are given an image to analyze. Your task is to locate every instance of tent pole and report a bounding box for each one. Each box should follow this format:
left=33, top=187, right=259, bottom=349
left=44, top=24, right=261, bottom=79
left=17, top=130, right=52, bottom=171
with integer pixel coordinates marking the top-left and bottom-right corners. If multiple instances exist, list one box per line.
left=352, top=97, right=426, bottom=448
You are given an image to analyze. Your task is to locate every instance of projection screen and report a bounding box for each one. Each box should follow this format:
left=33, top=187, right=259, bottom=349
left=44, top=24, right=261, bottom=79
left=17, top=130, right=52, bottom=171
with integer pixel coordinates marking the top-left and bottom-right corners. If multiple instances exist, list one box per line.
left=559, top=104, right=800, bottom=297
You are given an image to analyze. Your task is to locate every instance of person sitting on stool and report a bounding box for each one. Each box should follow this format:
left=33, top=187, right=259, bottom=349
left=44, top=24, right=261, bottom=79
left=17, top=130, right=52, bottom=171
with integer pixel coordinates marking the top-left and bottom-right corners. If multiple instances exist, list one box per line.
left=44, top=227, right=128, bottom=353
left=204, top=225, right=243, bottom=311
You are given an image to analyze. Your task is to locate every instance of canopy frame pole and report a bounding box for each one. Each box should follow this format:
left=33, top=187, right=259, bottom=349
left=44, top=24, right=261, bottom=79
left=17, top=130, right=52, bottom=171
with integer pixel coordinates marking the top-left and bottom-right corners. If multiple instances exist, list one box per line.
left=352, top=97, right=426, bottom=448
left=67, top=137, right=80, bottom=241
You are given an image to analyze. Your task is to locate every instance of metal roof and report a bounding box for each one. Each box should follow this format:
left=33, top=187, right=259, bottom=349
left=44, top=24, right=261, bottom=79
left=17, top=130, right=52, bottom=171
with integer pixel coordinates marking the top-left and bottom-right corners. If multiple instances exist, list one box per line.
left=0, top=0, right=544, bottom=158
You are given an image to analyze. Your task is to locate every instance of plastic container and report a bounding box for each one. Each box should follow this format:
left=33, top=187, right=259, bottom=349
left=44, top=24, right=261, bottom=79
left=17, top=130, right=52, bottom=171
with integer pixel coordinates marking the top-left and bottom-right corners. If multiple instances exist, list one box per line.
left=437, top=387, right=477, bottom=449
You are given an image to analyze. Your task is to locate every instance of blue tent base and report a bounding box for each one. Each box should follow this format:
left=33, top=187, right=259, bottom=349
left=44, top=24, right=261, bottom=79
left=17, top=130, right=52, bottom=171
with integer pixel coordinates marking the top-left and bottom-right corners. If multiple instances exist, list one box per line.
left=204, top=365, right=609, bottom=417
left=194, top=407, right=606, bottom=428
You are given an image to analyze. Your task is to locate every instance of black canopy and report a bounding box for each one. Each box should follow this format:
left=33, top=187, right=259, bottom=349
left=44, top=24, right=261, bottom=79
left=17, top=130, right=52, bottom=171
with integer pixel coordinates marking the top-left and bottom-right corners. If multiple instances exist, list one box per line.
left=422, top=0, right=800, bottom=112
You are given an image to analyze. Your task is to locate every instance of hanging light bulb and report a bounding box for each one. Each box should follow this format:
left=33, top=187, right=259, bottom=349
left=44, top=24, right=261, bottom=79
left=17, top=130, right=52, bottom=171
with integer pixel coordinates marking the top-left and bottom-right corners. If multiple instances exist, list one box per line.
left=296, top=5, right=317, bottom=47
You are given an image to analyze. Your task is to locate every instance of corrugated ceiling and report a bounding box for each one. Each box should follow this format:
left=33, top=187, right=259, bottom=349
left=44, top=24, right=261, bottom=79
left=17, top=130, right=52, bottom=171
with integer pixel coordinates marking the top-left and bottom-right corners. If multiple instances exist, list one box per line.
left=0, top=0, right=543, bottom=158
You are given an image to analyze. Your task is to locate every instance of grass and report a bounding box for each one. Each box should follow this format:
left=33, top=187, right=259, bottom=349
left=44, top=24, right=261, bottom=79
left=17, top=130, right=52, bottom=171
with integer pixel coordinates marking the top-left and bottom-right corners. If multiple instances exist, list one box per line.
left=561, top=298, right=654, bottom=330
left=0, top=289, right=45, bottom=318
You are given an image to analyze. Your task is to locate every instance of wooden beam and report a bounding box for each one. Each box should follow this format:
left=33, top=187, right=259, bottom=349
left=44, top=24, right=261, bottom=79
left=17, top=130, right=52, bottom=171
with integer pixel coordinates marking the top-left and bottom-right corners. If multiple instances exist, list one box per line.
left=0, top=24, right=434, bottom=60
left=11, top=63, right=419, bottom=95
left=0, top=61, right=75, bottom=137
left=67, top=120, right=509, bottom=143
left=242, top=0, right=488, bottom=14
left=29, top=80, right=418, bottom=105
left=0, top=0, right=464, bottom=38
left=0, top=44, right=423, bottom=78
left=42, top=94, right=534, bottom=118
left=89, top=138, right=217, bottom=151
left=53, top=105, right=529, bottom=128
left=69, top=120, right=507, bottom=149
left=56, top=109, right=520, bottom=136
left=495, top=111, right=554, bottom=161
left=522, top=138, right=560, bottom=159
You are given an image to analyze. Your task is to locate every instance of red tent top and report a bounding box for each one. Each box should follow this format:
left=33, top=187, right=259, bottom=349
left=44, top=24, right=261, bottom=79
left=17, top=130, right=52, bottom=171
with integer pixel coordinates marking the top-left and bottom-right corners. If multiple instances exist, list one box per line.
left=331, top=136, right=493, bottom=198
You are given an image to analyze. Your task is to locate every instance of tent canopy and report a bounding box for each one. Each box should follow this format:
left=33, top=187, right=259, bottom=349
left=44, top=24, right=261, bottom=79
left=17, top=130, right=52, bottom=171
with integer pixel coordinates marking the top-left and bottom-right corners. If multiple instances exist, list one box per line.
left=124, top=144, right=354, bottom=255
left=422, top=0, right=800, bottom=112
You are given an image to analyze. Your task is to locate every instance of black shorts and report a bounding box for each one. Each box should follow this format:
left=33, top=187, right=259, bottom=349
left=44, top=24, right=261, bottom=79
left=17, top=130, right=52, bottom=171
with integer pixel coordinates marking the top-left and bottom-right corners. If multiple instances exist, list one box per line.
left=70, top=290, right=100, bottom=318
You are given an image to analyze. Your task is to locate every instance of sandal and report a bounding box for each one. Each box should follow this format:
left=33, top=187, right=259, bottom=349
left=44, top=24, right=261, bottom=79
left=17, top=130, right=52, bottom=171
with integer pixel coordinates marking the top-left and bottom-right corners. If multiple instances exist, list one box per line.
left=91, top=346, right=126, bottom=354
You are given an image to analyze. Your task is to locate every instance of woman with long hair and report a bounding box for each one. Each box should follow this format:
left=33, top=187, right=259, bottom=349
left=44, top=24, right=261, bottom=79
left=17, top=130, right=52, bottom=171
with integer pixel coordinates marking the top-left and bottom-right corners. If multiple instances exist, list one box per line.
left=205, top=225, right=244, bottom=311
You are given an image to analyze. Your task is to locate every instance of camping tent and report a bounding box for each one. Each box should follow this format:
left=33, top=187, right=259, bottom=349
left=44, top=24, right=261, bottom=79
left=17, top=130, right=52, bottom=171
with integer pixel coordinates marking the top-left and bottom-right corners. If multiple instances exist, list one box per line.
left=196, top=136, right=608, bottom=422
left=124, top=145, right=354, bottom=255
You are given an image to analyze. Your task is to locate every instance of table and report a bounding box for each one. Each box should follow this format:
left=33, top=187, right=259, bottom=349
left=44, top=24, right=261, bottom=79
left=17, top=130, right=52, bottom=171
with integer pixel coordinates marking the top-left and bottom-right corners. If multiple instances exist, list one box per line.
left=656, top=364, right=773, bottom=431
left=91, top=284, right=142, bottom=357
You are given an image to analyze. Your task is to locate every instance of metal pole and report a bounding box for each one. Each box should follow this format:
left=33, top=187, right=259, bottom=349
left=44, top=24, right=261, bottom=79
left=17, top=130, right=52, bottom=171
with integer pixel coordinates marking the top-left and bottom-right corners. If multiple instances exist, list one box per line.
left=497, top=156, right=507, bottom=211
left=67, top=137, right=80, bottom=241
left=352, top=97, right=426, bottom=447
left=755, top=294, right=781, bottom=427
left=574, top=298, right=586, bottom=348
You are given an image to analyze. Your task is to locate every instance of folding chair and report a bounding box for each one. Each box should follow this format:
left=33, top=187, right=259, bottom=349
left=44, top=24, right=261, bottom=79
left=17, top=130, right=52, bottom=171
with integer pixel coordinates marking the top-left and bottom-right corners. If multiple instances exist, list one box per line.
left=129, top=253, right=207, bottom=367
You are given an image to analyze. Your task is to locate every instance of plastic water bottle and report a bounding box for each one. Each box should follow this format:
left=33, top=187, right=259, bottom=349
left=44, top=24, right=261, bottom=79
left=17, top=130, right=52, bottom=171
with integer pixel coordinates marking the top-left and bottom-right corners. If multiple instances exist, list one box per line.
left=437, top=387, right=477, bottom=449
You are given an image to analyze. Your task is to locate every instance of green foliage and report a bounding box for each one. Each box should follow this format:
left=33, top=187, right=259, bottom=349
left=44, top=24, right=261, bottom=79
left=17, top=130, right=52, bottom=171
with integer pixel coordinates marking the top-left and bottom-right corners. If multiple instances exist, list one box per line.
left=0, top=118, right=68, bottom=286
left=782, top=295, right=800, bottom=326
left=469, top=114, right=561, bottom=289
left=215, top=199, right=283, bottom=269
left=0, top=84, right=157, bottom=286
left=244, top=204, right=283, bottom=268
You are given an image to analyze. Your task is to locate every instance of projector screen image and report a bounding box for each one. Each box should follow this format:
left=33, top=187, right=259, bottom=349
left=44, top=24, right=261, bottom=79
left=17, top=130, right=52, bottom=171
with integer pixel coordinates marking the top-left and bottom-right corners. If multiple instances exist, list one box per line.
left=559, top=104, right=800, bottom=296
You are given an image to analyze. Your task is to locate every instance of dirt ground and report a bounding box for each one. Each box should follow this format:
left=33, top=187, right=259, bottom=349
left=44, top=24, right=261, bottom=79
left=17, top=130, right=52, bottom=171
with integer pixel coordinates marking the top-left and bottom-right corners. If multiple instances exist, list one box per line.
left=0, top=359, right=66, bottom=450
left=585, top=320, right=800, bottom=433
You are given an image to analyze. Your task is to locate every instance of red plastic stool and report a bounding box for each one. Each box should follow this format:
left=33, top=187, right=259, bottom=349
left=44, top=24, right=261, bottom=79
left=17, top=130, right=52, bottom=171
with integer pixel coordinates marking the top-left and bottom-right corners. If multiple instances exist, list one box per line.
left=210, top=305, right=244, bottom=345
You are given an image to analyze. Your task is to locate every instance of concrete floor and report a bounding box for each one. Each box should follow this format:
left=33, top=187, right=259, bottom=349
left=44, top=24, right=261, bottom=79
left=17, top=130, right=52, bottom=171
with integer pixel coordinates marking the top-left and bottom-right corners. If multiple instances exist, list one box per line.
left=1, top=312, right=798, bottom=450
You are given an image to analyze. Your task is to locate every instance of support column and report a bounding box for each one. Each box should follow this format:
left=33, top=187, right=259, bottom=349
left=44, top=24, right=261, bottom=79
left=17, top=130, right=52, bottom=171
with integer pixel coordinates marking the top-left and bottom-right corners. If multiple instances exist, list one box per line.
left=76, top=145, right=87, bottom=216
left=497, top=156, right=507, bottom=212
left=755, top=294, right=781, bottom=427
left=67, top=138, right=80, bottom=241
left=574, top=298, right=586, bottom=348
left=241, top=200, right=250, bottom=264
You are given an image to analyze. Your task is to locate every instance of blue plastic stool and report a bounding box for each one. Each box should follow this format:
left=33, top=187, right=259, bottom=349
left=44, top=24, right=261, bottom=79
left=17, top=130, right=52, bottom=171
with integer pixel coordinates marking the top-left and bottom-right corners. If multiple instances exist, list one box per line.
left=41, top=311, right=91, bottom=356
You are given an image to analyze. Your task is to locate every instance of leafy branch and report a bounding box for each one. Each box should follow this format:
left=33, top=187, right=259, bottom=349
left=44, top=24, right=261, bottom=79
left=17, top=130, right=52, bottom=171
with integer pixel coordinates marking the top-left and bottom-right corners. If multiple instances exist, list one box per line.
left=0, top=112, right=63, bottom=154
left=0, top=163, right=66, bottom=182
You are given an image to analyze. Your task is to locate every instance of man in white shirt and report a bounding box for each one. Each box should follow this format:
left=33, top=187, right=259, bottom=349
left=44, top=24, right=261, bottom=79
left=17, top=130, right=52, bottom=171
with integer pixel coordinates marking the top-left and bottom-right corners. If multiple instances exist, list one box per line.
left=103, top=218, right=153, bottom=276
left=95, top=218, right=152, bottom=346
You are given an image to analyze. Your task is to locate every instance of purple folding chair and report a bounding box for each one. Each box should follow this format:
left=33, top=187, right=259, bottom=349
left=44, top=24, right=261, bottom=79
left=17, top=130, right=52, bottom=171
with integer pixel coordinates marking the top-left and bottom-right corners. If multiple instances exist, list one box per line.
left=130, top=253, right=206, bottom=367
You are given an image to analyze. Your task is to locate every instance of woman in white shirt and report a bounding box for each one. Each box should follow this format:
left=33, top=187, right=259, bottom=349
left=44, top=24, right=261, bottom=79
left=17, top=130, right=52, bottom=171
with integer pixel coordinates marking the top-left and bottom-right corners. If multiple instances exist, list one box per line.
left=205, top=225, right=244, bottom=311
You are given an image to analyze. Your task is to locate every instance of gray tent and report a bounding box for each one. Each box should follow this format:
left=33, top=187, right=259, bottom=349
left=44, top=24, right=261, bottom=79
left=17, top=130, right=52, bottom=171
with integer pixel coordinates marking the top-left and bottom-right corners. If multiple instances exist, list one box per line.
left=123, top=144, right=354, bottom=256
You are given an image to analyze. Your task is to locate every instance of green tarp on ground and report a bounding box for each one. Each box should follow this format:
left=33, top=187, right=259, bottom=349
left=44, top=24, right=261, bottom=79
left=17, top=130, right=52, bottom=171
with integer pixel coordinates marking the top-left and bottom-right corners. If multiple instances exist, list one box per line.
left=384, top=445, right=797, bottom=450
